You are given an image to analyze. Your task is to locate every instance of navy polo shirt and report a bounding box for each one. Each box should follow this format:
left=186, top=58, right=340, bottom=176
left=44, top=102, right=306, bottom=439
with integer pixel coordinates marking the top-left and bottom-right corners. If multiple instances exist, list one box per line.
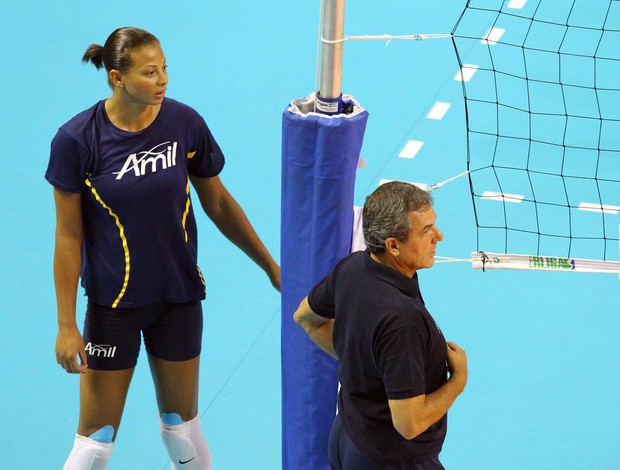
left=308, top=250, right=448, bottom=464
left=46, top=98, right=224, bottom=308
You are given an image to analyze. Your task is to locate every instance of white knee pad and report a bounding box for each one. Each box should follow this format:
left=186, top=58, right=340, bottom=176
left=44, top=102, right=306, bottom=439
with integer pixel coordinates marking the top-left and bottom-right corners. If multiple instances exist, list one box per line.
left=63, top=434, right=113, bottom=470
left=160, top=414, right=212, bottom=470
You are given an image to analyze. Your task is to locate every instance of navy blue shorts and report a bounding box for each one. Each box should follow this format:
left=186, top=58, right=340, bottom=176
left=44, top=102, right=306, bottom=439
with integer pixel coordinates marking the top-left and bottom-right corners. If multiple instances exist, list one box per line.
left=83, top=300, right=203, bottom=370
left=328, top=414, right=445, bottom=470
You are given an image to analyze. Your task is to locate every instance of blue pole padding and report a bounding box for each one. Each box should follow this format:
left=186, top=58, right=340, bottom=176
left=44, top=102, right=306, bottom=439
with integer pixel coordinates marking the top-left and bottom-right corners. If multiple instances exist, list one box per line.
left=281, top=94, right=368, bottom=470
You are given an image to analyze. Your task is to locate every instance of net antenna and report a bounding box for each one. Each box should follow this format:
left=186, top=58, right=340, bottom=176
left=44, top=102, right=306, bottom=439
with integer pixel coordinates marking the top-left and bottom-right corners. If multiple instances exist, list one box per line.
left=446, top=0, right=620, bottom=277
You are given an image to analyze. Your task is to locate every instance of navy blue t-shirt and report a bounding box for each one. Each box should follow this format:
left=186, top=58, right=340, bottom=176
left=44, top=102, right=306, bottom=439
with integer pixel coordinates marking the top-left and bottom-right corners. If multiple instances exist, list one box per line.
left=46, top=98, right=225, bottom=308
left=308, top=250, right=448, bottom=464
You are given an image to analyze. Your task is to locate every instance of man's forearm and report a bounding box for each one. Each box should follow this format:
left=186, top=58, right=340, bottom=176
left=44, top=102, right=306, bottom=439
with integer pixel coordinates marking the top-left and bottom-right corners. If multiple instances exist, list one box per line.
left=417, top=374, right=466, bottom=432
left=304, top=320, right=337, bottom=359
left=293, top=297, right=338, bottom=359
left=390, top=373, right=466, bottom=440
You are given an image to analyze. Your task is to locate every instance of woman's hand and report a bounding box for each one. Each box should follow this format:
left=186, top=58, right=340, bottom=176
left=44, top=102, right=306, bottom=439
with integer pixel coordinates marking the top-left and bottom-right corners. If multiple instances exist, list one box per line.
left=267, top=262, right=281, bottom=292
left=56, top=325, right=88, bottom=374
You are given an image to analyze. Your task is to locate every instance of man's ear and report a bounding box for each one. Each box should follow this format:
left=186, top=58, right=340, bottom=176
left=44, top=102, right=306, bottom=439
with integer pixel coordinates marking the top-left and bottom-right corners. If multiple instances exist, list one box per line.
left=385, top=237, right=400, bottom=257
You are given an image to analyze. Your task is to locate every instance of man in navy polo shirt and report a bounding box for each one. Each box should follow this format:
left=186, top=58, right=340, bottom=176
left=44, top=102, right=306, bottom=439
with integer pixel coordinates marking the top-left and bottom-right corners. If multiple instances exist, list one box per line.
left=294, top=181, right=468, bottom=469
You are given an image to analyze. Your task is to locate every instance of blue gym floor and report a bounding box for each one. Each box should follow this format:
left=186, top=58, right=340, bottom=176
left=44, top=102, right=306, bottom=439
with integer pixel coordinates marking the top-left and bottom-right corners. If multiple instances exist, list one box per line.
left=1, top=1, right=619, bottom=468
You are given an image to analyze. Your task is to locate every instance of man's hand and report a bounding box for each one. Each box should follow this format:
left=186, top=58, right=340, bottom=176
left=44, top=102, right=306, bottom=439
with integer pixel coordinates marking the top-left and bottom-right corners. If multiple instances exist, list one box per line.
left=446, top=341, right=467, bottom=392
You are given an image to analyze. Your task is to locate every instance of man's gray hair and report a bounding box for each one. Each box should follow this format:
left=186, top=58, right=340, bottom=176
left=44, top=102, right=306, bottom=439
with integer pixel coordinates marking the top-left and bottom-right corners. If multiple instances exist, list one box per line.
left=362, top=181, right=433, bottom=253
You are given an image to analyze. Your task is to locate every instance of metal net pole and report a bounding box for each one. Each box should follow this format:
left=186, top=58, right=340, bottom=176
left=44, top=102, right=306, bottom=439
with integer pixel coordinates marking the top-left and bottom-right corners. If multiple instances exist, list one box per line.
left=318, top=0, right=345, bottom=112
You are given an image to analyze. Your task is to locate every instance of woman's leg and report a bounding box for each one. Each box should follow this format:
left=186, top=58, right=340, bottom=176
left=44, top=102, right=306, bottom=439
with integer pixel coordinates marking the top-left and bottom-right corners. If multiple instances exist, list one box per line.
left=78, top=368, right=135, bottom=437
left=149, top=354, right=211, bottom=470
left=63, top=368, right=135, bottom=470
left=148, top=354, right=199, bottom=420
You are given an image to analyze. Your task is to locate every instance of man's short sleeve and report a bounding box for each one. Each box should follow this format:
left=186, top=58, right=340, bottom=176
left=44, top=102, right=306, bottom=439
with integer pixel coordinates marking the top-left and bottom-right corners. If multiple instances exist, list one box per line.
left=307, top=271, right=337, bottom=319
left=375, top=317, right=428, bottom=400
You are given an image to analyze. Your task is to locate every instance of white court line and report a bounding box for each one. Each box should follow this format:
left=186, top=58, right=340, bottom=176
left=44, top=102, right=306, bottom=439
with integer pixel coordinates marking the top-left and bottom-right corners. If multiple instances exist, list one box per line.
left=398, top=140, right=424, bottom=159
left=481, top=191, right=525, bottom=203
left=481, top=27, right=506, bottom=45
left=427, top=102, right=451, bottom=120
left=454, top=64, right=479, bottom=82
left=578, top=202, right=620, bottom=214
left=508, top=0, right=528, bottom=9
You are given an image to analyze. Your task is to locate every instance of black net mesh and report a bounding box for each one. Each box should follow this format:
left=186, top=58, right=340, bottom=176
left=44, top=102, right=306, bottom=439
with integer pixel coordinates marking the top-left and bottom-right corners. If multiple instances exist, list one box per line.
left=452, top=0, right=620, bottom=261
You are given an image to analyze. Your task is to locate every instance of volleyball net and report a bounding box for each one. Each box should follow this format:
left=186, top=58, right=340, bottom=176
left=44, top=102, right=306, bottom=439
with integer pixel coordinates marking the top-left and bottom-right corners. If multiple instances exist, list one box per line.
left=451, top=0, right=620, bottom=275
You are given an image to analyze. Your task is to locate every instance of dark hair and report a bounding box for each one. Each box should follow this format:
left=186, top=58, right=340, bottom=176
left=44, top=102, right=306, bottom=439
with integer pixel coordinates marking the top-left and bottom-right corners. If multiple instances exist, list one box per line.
left=362, top=181, right=433, bottom=253
left=82, top=27, right=159, bottom=83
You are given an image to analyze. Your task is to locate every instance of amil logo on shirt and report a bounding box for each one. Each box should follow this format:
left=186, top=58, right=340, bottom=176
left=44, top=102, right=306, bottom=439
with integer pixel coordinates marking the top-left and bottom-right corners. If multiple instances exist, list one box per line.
left=114, top=141, right=178, bottom=180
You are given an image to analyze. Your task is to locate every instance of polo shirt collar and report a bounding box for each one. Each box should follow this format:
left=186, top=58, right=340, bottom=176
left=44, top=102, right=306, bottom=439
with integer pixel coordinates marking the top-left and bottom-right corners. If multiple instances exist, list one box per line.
left=363, top=250, right=420, bottom=298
